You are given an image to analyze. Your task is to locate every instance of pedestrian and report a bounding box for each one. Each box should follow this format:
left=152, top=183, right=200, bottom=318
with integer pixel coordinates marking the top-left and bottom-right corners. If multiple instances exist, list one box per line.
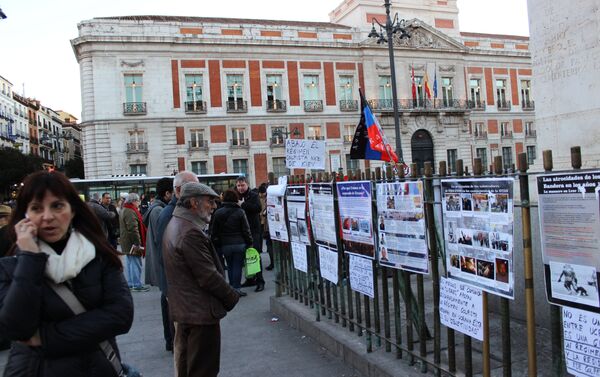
left=258, top=183, right=274, bottom=270
left=0, top=204, right=12, bottom=258
left=210, top=189, right=253, bottom=296
left=236, top=176, right=265, bottom=291
left=119, top=192, right=149, bottom=292
left=163, top=182, right=240, bottom=377
left=143, top=177, right=175, bottom=351
left=101, top=192, right=120, bottom=249
left=88, top=192, right=116, bottom=240
left=0, top=171, right=133, bottom=376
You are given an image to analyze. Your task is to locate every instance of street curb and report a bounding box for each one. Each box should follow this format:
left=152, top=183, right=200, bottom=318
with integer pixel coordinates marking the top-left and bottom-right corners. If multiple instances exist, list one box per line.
left=270, top=295, right=425, bottom=377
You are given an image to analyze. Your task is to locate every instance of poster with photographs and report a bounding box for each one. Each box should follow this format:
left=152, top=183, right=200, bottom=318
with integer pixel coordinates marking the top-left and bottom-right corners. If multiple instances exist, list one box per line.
left=375, top=181, right=428, bottom=273
left=267, top=193, right=289, bottom=242
left=286, top=185, right=310, bottom=245
left=308, top=183, right=337, bottom=248
left=538, top=171, right=600, bottom=312
left=336, top=181, right=376, bottom=259
left=442, top=178, right=515, bottom=299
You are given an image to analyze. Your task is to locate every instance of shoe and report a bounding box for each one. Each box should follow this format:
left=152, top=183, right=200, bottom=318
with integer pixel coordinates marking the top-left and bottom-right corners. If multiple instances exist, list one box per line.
left=236, top=289, right=248, bottom=297
left=165, top=342, right=173, bottom=352
left=255, top=283, right=265, bottom=292
left=266, top=265, right=274, bottom=271
left=241, top=280, right=256, bottom=288
left=132, top=285, right=150, bottom=292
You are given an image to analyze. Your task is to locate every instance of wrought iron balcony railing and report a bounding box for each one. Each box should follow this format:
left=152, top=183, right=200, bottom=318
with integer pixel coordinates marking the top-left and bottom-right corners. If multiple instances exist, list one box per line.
left=339, top=100, right=359, bottom=112
left=230, top=138, right=249, bottom=148
left=525, top=130, right=537, bottom=138
left=270, top=136, right=285, bottom=147
left=307, top=136, right=325, bottom=140
left=343, top=135, right=354, bottom=144
left=266, top=100, right=287, bottom=112
left=521, top=100, right=535, bottom=111
left=474, top=131, right=488, bottom=139
left=304, top=100, right=323, bottom=112
left=123, top=102, right=147, bottom=115
left=500, top=131, right=513, bottom=139
left=126, top=142, right=148, bottom=153
left=185, top=100, right=207, bottom=114
left=467, top=100, right=486, bottom=110
left=368, top=99, right=394, bottom=110
left=226, top=100, right=247, bottom=113
left=497, top=100, right=511, bottom=111
left=188, top=140, right=208, bottom=150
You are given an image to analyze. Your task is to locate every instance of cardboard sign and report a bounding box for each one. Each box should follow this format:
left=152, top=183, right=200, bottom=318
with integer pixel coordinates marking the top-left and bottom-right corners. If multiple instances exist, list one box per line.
left=291, top=242, right=308, bottom=273
left=285, top=139, right=325, bottom=170
left=563, top=307, right=600, bottom=377
left=349, top=254, right=374, bottom=298
left=439, top=277, right=484, bottom=341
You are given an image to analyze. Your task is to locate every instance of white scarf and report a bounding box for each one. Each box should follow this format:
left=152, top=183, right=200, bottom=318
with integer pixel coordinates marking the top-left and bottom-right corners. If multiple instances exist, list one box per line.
left=38, top=230, right=96, bottom=284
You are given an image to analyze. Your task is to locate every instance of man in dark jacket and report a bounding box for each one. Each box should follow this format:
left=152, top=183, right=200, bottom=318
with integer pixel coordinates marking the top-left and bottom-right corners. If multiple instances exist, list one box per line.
left=236, top=176, right=265, bottom=292
left=102, top=192, right=120, bottom=248
left=163, top=182, right=240, bottom=377
left=88, top=193, right=115, bottom=239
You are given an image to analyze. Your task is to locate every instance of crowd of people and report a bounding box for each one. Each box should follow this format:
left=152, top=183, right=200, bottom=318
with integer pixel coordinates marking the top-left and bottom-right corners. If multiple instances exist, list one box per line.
left=0, top=171, right=273, bottom=377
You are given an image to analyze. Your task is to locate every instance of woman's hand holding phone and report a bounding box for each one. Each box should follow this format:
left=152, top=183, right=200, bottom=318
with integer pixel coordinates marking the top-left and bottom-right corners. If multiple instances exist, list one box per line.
left=15, top=214, right=40, bottom=253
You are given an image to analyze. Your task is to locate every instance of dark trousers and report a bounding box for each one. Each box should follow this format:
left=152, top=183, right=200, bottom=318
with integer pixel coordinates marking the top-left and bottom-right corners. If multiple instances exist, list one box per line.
left=174, top=322, right=221, bottom=377
left=221, top=244, right=245, bottom=289
left=161, top=293, right=175, bottom=347
left=251, top=232, right=265, bottom=284
left=265, top=234, right=274, bottom=267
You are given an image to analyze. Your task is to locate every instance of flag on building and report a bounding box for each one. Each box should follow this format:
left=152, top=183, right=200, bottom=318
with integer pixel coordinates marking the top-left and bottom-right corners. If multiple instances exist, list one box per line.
left=350, top=90, right=398, bottom=163
left=411, top=65, right=417, bottom=101
left=424, top=71, right=432, bottom=99
left=433, top=70, right=438, bottom=99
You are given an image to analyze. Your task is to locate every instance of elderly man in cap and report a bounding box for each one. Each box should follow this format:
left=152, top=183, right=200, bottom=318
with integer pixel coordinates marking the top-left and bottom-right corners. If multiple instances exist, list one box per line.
left=162, top=182, right=240, bottom=377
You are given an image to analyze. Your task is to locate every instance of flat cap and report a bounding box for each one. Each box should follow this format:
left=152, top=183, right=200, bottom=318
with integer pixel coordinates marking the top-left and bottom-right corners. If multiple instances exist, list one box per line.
left=180, top=182, right=219, bottom=200
left=0, top=205, right=11, bottom=216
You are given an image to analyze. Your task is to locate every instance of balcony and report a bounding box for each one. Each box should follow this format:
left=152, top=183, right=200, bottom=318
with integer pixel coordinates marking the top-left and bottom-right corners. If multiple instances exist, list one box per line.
left=474, top=131, right=488, bottom=140
left=185, top=100, right=207, bottom=114
left=226, top=100, right=248, bottom=113
left=525, top=130, right=537, bottom=138
left=467, top=100, right=486, bottom=110
left=497, top=100, right=511, bottom=111
left=126, top=142, right=148, bottom=153
left=188, top=140, right=208, bottom=151
left=307, top=136, right=325, bottom=140
left=270, top=136, right=285, bottom=147
left=304, top=100, right=323, bottom=112
left=522, top=100, right=535, bottom=111
left=266, top=100, right=287, bottom=112
left=29, top=137, right=39, bottom=144
left=123, top=102, right=147, bottom=115
left=230, top=138, right=249, bottom=148
left=368, top=99, right=394, bottom=111
left=339, top=100, right=359, bottom=112
left=500, top=131, right=513, bottom=139
left=343, top=135, right=354, bottom=144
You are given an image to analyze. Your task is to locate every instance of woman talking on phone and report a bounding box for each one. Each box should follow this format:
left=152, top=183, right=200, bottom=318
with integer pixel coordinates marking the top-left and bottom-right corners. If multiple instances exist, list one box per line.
left=0, top=171, right=133, bottom=376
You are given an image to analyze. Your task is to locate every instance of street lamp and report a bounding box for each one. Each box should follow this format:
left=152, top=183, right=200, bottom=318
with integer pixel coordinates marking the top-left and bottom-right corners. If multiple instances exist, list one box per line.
left=368, top=0, right=411, bottom=162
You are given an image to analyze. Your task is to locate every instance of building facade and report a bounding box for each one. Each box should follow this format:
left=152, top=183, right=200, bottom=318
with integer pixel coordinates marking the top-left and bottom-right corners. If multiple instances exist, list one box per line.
left=72, top=0, right=536, bottom=186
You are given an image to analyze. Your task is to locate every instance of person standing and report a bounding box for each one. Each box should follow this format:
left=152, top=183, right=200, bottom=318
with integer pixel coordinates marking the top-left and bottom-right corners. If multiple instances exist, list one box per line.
left=163, top=182, right=240, bottom=377
left=258, top=183, right=274, bottom=270
left=88, top=192, right=116, bottom=240
left=236, top=176, right=265, bottom=292
left=210, top=189, right=253, bottom=296
left=0, top=205, right=12, bottom=258
left=101, top=192, right=120, bottom=249
left=119, top=193, right=149, bottom=292
left=143, top=177, right=174, bottom=351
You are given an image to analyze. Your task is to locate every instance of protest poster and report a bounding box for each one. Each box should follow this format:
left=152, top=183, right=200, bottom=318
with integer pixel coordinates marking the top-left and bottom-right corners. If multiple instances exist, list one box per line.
left=285, top=139, right=325, bottom=170
left=266, top=193, right=288, bottom=243
left=538, top=171, right=600, bottom=312
left=286, top=185, right=310, bottom=245
left=308, top=183, right=337, bottom=248
left=318, top=245, right=338, bottom=284
left=349, top=254, right=374, bottom=298
left=375, top=181, right=428, bottom=273
left=442, top=178, right=515, bottom=299
left=337, top=181, right=375, bottom=259
left=291, top=242, right=308, bottom=273
left=439, top=277, right=483, bottom=341
left=562, top=307, right=600, bottom=377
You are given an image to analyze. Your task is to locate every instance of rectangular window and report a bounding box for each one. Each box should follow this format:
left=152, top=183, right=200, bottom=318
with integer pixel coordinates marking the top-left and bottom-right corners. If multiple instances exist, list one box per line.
left=231, top=127, right=247, bottom=146
left=338, top=76, right=354, bottom=101
left=128, top=130, right=145, bottom=150
left=191, top=161, right=208, bottom=175
left=346, top=154, right=359, bottom=172
left=415, top=76, right=424, bottom=105
left=496, top=79, right=507, bottom=105
left=124, top=74, right=143, bottom=103
left=233, top=159, right=248, bottom=175
left=525, top=121, right=535, bottom=136
left=474, top=122, right=486, bottom=137
left=271, top=126, right=285, bottom=144
left=476, top=148, right=488, bottom=172
left=303, top=75, right=319, bottom=100
left=266, top=74, right=283, bottom=101
left=308, top=126, right=323, bottom=140
left=226, top=74, right=244, bottom=108
left=526, top=145, right=536, bottom=166
left=442, top=77, right=453, bottom=106
left=500, top=122, right=512, bottom=137
left=378, top=75, right=392, bottom=100
left=130, top=164, right=147, bottom=175
left=344, top=124, right=355, bottom=142
left=190, top=129, right=205, bottom=148
left=185, top=74, right=203, bottom=102
left=521, top=80, right=533, bottom=108
left=447, top=149, right=458, bottom=173
left=502, top=147, right=513, bottom=170
left=469, top=78, right=481, bottom=103
left=272, top=157, right=289, bottom=178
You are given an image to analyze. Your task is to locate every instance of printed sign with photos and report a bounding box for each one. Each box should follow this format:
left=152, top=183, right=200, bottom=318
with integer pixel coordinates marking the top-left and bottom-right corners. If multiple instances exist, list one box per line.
left=538, top=171, right=600, bottom=312
left=267, top=194, right=289, bottom=242
left=442, top=178, right=515, bottom=299
left=286, top=185, right=311, bottom=245
left=308, top=183, right=337, bottom=248
left=375, top=181, right=428, bottom=274
left=337, top=181, right=376, bottom=259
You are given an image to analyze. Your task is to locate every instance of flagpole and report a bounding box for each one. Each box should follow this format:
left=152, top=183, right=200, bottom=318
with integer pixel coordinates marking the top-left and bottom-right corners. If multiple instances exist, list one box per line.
left=384, top=1, right=403, bottom=162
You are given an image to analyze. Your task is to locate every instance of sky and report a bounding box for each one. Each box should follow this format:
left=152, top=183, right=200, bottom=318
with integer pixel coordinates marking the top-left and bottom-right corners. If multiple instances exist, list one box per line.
left=0, top=0, right=529, bottom=119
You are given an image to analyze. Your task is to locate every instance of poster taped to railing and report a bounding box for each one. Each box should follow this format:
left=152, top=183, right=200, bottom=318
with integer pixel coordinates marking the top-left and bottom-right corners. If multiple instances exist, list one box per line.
left=562, top=306, right=600, bottom=377
left=336, top=181, right=376, bottom=259
left=375, top=181, right=428, bottom=273
left=349, top=254, right=374, bottom=298
left=318, top=245, right=338, bottom=284
left=285, top=139, right=325, bottom=170
left=291, top=241, right=308, bottom=273
left=442, top=178, right=515, bottom=299
left=286, top=185, right=310, bottom=245
left=538, top=171, right=600, bottom=312
left=308, top=183, right=337, bottom=248
left=439, top=277, right=483, bottom=341
left=266, top=193, right=289, bottom=242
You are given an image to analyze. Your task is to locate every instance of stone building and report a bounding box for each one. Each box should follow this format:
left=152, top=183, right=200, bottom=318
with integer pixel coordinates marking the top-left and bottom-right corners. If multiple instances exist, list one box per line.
left=72, top=0, right=535, bottom=186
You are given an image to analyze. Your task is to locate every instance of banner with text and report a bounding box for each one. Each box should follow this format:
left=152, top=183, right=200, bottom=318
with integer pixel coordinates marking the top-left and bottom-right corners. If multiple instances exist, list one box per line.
left=286, top=139, right=325, bottom=170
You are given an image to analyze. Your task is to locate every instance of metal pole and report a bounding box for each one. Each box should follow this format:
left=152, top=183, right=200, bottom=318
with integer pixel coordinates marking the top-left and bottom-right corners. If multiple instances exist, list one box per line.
left=384, top=0, right=403, bottom=161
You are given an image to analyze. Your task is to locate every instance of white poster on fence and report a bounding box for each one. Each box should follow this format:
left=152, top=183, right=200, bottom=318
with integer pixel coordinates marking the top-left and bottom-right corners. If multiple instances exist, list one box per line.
left=375, top=181, right=428, bottom=274
left=439, top=277, right=483, bottom=341
left=308, top=183, right=338, bottom=247
left=266, top=193, right=289, bottom=242
left=349, top=254, right=375, bottom=298
left=285, top=139, right=326, bottom=170
left=562, top=307, right=600, bottom=377
left=286, top=185, right=311, bottom=245
left=538, top=171, right=600, bottom=313
left=337, top=181, right=376, bottom=259
left=442, top=178, right=515, bottom=299
left=291, top=242, right=308, bottom=273
left=318, top=245, right=338, bottom=284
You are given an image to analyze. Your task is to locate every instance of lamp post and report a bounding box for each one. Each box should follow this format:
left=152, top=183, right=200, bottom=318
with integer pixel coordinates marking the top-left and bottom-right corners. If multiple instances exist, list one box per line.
left=368, top=0, right=411, bottom=162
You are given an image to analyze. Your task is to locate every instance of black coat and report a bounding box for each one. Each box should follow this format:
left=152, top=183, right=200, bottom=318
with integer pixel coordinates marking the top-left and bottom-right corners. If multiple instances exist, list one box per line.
left=210, top=202, right=253, bottom=248
left=239, top=190, right=261, bottom=236
left=0, top=251, right=134, bottom=377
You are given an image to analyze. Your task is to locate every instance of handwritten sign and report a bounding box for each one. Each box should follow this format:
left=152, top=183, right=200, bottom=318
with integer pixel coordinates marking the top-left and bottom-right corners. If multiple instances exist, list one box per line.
left=286, top=139, right=325, bottom=170
left=291, top=242, right=308, bottom=273
left=318, top=246, right=338, bottom=284
left=439, top=277, right=483, bottom=341
left=349, top=255, right=374, bottom=298
left=563, top=307, right=600, bottom=377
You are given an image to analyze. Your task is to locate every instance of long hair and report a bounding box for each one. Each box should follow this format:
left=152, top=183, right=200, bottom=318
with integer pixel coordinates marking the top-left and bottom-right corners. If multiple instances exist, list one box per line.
left=7, top=171, right=122, bottom=269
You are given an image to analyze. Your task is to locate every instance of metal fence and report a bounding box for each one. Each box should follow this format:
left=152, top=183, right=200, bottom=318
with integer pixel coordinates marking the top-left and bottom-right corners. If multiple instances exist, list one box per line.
left=270, top=147, right=587, bottom=377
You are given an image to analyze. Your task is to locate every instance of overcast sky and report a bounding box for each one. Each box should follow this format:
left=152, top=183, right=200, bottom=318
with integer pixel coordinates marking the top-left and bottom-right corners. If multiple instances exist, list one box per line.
left=0, top=0, right=529, bottom=119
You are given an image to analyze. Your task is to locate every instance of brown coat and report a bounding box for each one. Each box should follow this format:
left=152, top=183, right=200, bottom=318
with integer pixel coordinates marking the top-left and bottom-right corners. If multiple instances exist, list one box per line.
left=162, top=207, right=239, bottom=325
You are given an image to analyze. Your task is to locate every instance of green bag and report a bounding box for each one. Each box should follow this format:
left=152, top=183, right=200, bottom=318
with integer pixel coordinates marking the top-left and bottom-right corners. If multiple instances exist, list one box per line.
left=244, top=247, right=261, bottom=278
